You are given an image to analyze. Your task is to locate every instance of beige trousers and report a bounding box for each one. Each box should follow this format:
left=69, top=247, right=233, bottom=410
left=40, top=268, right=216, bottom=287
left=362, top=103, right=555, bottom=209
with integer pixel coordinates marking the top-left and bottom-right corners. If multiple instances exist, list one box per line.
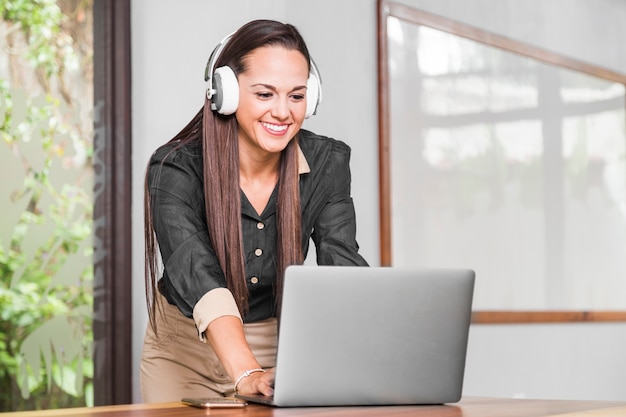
left=140, top=296, right=277, bottom=402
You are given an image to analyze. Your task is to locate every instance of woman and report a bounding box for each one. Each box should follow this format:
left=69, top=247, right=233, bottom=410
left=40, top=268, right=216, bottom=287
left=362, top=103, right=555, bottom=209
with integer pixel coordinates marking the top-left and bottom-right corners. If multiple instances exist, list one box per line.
left=140, top=19, right=368, bottom=402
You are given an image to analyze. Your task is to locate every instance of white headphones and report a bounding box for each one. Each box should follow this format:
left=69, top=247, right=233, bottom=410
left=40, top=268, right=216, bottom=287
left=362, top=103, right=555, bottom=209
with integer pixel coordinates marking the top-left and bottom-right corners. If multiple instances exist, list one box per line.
left=204, top=33, right=322, bottom=118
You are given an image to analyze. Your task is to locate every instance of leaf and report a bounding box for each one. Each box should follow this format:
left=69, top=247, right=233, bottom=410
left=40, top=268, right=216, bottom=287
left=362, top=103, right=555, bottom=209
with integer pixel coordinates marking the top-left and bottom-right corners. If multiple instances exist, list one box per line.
left=18, top=315, right=87, bottom=398
left=19, top=209, right=56, bottom=260
left=48, top=242, right=91, bottom=289
left=10, top=253, right=35, bottom=289
left=84, top=382, right=94, bottom=407
left=52, top=364, right=81, bottom=397
left=18, top=356, right=34, bottom=399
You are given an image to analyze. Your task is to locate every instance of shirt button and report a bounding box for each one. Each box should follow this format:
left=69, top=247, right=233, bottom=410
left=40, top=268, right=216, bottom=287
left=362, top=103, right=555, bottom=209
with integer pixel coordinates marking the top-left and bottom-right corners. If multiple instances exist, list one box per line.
left=256, top=222, right=265, bottom=230
left=254, top=248, right=263, bottom=257
left=250, top=277, right=259, bottom=284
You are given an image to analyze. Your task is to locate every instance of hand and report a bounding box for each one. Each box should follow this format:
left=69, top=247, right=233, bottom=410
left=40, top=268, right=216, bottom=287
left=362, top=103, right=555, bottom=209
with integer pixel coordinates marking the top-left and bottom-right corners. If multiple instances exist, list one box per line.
left=237, top=368, right=275, bottom=396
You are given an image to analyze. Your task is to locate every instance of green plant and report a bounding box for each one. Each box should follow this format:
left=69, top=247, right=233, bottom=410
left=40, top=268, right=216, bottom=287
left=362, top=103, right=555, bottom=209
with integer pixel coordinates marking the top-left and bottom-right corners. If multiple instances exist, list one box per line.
left=0, top=0, right=94, bottom=411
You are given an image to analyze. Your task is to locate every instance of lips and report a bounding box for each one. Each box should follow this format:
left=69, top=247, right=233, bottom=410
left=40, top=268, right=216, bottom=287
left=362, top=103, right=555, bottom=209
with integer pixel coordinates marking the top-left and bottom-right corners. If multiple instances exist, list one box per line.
left=261, top=121, right=289, bottom=134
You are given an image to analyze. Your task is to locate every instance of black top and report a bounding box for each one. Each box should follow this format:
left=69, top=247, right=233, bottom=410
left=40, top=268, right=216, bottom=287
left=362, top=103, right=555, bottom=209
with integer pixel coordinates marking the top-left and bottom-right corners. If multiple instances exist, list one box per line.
left=148, top=129, right=368, bottom=323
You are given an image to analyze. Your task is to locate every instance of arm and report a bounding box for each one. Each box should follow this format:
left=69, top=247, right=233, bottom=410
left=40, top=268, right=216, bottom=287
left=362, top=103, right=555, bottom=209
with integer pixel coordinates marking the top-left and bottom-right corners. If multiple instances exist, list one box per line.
left=309, top=141, right=368, bottom=266
left=206, top=316, right=275, bottom=396
left=149, top=145, right=272, bottom=394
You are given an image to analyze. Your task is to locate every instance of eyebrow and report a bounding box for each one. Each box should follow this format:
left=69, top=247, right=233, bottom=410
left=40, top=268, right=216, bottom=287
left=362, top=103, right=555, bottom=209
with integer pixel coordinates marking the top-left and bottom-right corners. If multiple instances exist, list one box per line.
left=251, top=83, right=307, bottom=92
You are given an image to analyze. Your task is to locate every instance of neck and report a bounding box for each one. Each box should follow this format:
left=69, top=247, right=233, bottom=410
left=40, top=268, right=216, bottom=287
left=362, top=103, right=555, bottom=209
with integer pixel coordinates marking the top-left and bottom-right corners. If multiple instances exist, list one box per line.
left=238, top=149, right=281, bottom=216
left=239, top=151, right=280, bottom=183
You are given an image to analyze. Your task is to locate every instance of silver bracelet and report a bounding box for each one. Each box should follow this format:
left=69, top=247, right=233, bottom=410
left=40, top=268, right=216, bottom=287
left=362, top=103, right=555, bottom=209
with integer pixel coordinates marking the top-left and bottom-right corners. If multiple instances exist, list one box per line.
left=234, top=368, right=265, bottom=393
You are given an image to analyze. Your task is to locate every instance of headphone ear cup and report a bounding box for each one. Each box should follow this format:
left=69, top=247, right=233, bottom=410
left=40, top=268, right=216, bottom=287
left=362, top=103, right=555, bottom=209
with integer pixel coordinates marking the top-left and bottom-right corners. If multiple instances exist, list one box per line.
left=305, top=73, right=321, bottom=119
left=212, top=66, right=239, bottom=115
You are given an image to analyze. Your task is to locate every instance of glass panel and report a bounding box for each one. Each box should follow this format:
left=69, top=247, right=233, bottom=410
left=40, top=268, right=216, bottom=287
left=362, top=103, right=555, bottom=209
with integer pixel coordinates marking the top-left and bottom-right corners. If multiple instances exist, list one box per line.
left=1, top=1, right=94, bottom=410
left=387, top=16, right=626, bottom=310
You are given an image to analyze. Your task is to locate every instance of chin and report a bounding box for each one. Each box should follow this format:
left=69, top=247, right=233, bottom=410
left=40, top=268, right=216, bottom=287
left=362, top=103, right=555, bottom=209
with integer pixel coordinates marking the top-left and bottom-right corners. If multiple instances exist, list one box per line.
left=259, top=133, right=296, bottom=152
left=262, top=142, right=291, bottom=154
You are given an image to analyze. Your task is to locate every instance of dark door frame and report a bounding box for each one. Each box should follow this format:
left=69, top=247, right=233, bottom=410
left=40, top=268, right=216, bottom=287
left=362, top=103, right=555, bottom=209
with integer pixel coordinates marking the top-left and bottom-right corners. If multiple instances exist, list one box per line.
left=93, top=0, right=133, bottom=405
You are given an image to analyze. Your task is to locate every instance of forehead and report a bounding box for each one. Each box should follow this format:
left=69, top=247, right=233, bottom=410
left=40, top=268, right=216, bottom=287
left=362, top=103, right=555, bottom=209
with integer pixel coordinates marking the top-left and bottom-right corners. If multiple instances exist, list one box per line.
left=240, top=46, right=309, bottom=82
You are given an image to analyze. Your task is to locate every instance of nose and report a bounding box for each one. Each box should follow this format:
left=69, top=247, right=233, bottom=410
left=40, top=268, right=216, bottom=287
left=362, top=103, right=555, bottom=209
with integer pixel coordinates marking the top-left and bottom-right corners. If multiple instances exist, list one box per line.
left=271, top=96, right=290, bottom=120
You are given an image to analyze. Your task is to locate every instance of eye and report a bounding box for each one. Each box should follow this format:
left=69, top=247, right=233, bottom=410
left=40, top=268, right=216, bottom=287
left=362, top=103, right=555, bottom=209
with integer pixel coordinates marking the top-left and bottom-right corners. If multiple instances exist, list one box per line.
left=290, top=93, right=305, bottom=101
left=256, top=92, right=274, bottom=99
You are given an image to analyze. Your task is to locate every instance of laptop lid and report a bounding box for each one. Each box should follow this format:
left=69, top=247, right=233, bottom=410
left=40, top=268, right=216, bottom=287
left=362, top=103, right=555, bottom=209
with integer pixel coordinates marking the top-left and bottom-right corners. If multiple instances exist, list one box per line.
left=241, top=265, right=475, bottom=407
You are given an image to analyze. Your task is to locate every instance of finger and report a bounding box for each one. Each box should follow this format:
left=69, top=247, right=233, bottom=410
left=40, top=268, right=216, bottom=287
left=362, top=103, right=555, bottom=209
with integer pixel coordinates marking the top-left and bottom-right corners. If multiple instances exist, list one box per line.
left=257, top=380, right=274, bottom=397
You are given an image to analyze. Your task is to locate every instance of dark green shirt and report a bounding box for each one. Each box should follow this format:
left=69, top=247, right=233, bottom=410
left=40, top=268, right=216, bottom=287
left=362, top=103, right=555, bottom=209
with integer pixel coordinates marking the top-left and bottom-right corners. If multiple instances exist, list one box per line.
left=148, top=129, right=368, bottom=323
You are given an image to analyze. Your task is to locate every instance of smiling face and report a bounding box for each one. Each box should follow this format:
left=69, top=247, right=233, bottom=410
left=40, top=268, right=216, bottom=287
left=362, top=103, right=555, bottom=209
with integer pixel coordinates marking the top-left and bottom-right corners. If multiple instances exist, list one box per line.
left=235, top=46, right=309, bottom=158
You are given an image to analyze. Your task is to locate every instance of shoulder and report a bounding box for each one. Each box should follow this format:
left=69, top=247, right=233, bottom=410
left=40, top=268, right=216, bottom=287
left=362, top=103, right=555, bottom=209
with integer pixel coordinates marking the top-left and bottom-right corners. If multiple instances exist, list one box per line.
left=148, top=139, right=203, bottom=187
left=298, top=129, right=352, bottom=169
left=150, top=139, right=202, bottom=166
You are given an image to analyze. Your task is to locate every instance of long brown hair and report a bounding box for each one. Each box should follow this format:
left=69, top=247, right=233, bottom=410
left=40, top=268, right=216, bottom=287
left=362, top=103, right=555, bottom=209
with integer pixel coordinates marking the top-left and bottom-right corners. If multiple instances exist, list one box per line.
left=145, top=20, right=310, bottom=331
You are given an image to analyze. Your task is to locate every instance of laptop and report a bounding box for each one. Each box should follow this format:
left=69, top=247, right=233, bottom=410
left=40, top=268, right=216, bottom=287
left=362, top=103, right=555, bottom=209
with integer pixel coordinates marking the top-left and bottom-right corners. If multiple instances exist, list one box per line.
left=236, top=265, right=475, bottom=407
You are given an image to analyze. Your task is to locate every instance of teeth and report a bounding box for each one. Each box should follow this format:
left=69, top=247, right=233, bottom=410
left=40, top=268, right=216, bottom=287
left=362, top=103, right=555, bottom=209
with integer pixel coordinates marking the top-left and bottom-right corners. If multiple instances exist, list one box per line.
left=262, top=122, right=288, bottom=132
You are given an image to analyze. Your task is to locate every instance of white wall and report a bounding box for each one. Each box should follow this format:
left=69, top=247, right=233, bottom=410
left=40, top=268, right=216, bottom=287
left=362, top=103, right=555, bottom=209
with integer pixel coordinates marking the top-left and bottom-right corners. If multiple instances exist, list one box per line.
left=131, top=0, right=626, bottom=403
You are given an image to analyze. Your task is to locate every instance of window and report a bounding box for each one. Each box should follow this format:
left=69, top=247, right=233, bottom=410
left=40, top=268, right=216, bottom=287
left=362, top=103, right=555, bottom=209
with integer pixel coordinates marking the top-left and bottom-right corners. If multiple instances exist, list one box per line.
left=378, top=0, right=626, bottom=322
left=0, top=0, right=132, bottom=410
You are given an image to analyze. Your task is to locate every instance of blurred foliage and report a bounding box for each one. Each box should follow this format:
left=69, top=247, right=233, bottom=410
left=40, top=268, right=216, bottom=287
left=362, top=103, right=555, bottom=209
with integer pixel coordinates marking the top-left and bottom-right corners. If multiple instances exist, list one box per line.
left=0, top=0, right=94, bottom=411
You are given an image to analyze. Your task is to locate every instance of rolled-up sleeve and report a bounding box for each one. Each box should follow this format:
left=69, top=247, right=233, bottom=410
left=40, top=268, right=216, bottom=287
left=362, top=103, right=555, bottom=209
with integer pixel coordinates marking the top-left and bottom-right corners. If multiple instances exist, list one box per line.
left=193, top=288, right=241, bottom=341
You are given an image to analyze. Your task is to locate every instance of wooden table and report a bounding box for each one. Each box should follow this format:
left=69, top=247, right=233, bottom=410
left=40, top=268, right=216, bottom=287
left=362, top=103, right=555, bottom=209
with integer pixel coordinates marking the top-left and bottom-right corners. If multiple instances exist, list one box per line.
left=3, top=397, right=626, bottom=417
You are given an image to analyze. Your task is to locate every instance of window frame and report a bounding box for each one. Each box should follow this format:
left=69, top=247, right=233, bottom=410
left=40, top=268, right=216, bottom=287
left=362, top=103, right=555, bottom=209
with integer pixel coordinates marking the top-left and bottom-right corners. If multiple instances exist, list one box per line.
left=377, top=0, right=626, bottom=324
left=92, top=0, right=133, bottom=404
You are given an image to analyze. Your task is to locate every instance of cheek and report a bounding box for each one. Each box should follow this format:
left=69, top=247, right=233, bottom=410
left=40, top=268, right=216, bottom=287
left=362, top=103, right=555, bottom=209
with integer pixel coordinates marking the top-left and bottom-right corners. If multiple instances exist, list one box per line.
left=236, top=99, right=264, bottom=123
left=292, top=102, right=308, bottom=122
